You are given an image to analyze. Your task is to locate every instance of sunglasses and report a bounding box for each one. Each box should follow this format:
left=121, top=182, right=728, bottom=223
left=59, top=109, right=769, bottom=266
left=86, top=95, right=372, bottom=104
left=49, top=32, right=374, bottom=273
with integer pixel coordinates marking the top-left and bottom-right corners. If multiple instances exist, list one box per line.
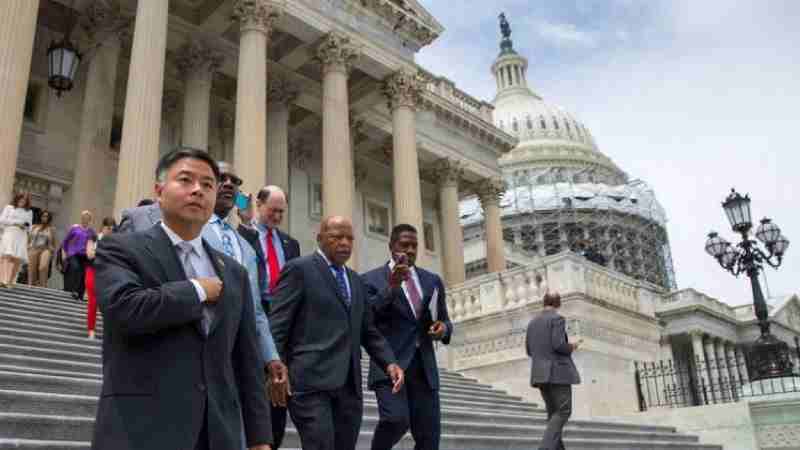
left=220, top=173, right=243, bottom=187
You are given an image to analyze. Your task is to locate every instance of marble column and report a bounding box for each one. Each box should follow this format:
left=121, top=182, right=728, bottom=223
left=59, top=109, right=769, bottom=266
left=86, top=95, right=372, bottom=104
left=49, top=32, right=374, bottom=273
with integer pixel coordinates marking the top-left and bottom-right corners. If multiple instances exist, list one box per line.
left=477, top=178, right=508, bottom=273
left=714, top=338, right=731, bottom=401
left=266, top=74, right=296, bottom=192
left=735, top=346, right=750, bottom=384
left=316, top=32, right=358, bottom=222
left=176, top=39, right=223, bottom=151
left=68, top=1, right=126, bottom=224
left=113, top=0, right=169, bottom=217
left=704, top=336, right=720, bottom=403
left=689, top=330, right=709, bottom=404
left=434, top=158, right=466, bottom=286
left=232, top=0, right=282, bottom=196
left=384, top=70, right=426, bottom=247
left=725, top=342, right=740, bottom=398
left=0, top=0, right=40, bottom=205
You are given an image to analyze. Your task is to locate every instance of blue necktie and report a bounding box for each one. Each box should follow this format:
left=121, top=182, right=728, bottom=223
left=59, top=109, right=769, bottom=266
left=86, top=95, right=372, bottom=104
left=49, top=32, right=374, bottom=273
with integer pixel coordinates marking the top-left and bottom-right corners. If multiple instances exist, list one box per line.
left=332, top=265, right=350, bottom=306
left=216, top=219, right=235, bottom=257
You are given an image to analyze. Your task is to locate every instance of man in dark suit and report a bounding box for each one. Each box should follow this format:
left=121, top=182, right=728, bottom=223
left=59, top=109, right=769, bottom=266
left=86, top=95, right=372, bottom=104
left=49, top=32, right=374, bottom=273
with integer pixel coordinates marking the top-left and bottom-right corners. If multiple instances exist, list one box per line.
left=362, top=223, right=453, bottom=450
left=270, top=215, right=405, bottom=450
left=92, top=149, right=272, bottom=450
left=241, top=184, right=301, bottom=449
left=526, top=293, right=581, bottom=450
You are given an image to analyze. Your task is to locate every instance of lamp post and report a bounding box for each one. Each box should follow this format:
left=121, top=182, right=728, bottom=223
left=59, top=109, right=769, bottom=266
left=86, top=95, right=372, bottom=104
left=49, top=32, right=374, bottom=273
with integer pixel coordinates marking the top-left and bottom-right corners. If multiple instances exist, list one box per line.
left=705, top=189, right=792, bottom=381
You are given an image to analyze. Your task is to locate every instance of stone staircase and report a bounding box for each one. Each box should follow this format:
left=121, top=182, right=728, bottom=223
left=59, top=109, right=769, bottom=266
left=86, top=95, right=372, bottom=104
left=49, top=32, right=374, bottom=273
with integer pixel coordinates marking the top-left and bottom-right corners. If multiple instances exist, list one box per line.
left=0, top=285, right=721, bottom=449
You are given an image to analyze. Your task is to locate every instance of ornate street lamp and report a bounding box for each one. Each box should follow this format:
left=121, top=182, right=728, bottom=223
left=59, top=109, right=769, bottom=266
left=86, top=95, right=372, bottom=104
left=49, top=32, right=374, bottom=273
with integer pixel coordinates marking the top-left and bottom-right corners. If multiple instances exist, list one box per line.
left=47, top=36, right=82, bottom=97
left=705, top=188, right=793, bottom=381
left=47, top=0, right=82, bottom=97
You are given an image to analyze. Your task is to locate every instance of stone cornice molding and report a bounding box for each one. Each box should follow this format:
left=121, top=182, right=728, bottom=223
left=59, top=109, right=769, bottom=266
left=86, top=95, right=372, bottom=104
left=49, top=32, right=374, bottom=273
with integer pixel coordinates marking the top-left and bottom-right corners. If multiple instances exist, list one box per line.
left=383, top=70, right=425, bottom=111
left=232, top=0, right=284, bottom=36
left=353, top=0, right=441, bottom=48
left=432, top=158, right=466, bottom=188
left=174, top=38, right=225, bottom=78
left=267, top=74, right=298, bottom=106
left=79, top=0, right=132, bottom=44
left=475, top=178, right=507, bottom=206
left=420, top=90, right=516, bottom=154
left=315, top=32, right=360, bottom=76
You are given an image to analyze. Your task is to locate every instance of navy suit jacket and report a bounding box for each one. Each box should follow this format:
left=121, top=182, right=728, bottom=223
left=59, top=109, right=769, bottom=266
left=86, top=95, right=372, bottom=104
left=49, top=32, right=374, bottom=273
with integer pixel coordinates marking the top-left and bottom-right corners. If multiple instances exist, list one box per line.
left=362, top=264, right=453, bottom=391
left=239, top=225, right=300, bottom=310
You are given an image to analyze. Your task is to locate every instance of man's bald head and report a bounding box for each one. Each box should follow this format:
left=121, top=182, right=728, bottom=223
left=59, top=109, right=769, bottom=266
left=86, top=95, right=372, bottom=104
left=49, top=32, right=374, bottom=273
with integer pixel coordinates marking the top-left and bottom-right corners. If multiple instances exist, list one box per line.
left=256, top=185, right=287, bottom=229
left=317, top=215, right=354, bottom=266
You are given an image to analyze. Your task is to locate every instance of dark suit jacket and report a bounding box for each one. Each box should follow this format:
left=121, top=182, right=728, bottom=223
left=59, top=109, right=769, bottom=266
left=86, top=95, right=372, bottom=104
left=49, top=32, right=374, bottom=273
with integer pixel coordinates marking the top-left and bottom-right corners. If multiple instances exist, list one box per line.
left=362, top=264, right=453, bottom=390
left=525, top=309, right=581, bottom=387
left=269, top=252, right=397, bottom=397
left=91, top=225, right=272, bottom=450
left=238, top=225, right=301, bottom=310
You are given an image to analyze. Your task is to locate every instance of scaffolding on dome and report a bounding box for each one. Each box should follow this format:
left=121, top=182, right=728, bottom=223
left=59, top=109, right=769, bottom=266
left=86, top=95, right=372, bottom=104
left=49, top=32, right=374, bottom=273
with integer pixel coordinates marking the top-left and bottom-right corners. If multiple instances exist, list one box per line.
left=462, top=173, right=677, bottom=290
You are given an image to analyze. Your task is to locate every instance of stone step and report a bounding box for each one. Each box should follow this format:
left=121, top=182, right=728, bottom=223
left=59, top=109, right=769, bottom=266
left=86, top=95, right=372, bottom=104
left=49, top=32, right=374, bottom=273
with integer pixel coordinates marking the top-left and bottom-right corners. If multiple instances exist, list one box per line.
left=0, top=325, right=102, bottom=348
left=0, top=312, right=100, bottom=337
left=0, top=317, right=101, bottom=340
left=0, top=370, right=540, bottom=416
left=0, top=388, right=695, bottom=444
left=0, top=412, right=720, bottom=450
left=0, top=285, right=76, bottom=303
left=0, top=290, right=103, bottom=318
left=0, top=305, right=104, bottom=332
left=0, top=364, right=102, bottom=380
left=0, top=439, right=90, bottom=450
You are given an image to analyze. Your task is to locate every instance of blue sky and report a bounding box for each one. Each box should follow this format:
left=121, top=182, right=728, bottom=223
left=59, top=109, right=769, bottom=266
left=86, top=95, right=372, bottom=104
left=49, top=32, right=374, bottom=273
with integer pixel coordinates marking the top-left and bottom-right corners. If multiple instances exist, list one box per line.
left=417, top=0, right=800, bottom=305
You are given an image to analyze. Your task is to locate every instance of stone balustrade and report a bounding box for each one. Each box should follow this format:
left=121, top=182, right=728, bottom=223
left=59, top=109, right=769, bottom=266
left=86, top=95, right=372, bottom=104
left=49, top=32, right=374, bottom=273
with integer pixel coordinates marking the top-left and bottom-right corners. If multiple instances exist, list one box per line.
left=660, top=288, right=738, bottom=319
left=447, top=251, right=655, bottom=323
left=419, top=68, right=494, bottom=123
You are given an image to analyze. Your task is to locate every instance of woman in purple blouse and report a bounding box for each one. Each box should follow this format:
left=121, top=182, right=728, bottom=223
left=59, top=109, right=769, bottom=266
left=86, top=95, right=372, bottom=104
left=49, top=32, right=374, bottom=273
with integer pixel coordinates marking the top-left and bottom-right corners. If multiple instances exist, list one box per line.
left=58, top=210, right=96, bottom=301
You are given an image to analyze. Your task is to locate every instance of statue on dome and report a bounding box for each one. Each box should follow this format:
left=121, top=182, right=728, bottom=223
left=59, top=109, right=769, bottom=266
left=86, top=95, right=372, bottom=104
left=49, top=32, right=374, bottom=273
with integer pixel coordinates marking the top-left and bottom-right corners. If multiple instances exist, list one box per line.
left=499, top=13, right=512, bottom=39
left=498, top=12, right=516, bottom=54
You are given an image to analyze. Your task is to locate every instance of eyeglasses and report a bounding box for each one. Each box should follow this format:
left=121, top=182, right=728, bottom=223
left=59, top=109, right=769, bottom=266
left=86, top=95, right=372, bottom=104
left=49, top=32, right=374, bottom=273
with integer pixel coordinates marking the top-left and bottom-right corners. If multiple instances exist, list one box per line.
left=220, top=173, right=243, bottom=187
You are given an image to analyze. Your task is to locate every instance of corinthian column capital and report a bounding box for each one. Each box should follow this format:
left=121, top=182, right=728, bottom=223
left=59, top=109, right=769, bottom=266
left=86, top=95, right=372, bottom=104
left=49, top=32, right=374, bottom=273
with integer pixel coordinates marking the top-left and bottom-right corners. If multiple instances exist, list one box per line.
left=267, top=74, right=298, bottom=106
left=232, top=0, right=284, bottom=35
left=315, top=32, right=360, bottom=75
left=174, top=38, right=225, bottom=77
left=475, top=177, right=507, bottom=206
left=79, top=0, right=131, bottom=43
left=433, top=158, right=466, bottom=188
left=383, top=70, right=425, bottom=110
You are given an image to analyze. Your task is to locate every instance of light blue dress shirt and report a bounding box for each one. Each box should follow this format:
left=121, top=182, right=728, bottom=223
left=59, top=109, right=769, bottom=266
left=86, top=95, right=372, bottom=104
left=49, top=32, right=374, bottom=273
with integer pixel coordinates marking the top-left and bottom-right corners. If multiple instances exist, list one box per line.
left=159, top=222, right=215, bottom=302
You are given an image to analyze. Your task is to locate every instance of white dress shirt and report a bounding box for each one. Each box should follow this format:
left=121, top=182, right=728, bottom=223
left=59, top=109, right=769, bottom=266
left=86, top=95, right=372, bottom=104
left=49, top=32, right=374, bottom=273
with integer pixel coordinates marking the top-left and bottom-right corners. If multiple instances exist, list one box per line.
left=160, top=222, right=216, bottom=302
left=388, top=259, right=424, bottom=319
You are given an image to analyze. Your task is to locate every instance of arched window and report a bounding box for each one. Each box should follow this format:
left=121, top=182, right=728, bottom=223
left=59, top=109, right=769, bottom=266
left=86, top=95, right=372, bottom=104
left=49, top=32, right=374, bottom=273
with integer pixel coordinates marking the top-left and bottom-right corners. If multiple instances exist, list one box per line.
left=512, top=118, right=519, bottom=132
left=553, top=117, right=560, bottom=130
left=540, top=116, right=547, bottom=129
left=526, top=115, right=533, bottom=130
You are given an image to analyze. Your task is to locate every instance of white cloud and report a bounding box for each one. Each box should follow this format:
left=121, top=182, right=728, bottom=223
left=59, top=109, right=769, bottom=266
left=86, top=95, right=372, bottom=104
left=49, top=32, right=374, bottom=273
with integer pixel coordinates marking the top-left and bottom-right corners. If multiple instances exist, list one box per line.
left=535, top=21, right=597, bottom=48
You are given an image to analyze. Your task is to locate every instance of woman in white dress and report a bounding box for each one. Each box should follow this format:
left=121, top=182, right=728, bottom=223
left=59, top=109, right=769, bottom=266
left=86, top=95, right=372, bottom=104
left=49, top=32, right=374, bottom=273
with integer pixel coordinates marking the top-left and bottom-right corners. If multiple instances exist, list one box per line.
left=0, top=192, right=33, bottom=287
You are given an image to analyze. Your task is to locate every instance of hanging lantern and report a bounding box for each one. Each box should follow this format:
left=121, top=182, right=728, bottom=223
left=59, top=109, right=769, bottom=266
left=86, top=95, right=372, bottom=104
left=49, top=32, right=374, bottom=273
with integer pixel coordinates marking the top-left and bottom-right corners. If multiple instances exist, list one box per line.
left=47, top=36, right=82, bottom=97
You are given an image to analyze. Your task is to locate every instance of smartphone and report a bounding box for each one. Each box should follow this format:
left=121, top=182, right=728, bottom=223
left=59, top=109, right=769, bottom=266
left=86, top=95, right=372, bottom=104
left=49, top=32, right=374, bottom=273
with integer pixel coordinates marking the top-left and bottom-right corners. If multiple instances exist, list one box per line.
left=395, top=253, right=408, bottom=266
left=235, top=192, right=250, bottom=210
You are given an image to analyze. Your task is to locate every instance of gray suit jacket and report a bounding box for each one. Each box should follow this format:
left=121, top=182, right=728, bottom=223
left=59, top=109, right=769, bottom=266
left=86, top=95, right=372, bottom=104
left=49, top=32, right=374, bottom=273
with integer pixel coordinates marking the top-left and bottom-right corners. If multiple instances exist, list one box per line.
left=525, top=309, right=581, bottom=386
left=118, top=203, right=161, bottom=233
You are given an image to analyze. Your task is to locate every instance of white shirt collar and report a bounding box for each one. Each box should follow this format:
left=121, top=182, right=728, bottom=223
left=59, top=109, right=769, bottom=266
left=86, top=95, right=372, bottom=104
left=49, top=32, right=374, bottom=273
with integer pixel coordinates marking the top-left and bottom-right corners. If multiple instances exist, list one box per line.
left=317, top=248, right=345, bottom=269
left=160, top=222, right=204, bottom=254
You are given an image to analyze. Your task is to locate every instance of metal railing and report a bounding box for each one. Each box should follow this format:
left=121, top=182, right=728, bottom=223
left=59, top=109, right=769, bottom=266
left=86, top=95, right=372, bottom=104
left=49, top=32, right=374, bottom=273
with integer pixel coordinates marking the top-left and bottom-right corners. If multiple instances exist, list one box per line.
left=634, top=339, right=800, bottom=410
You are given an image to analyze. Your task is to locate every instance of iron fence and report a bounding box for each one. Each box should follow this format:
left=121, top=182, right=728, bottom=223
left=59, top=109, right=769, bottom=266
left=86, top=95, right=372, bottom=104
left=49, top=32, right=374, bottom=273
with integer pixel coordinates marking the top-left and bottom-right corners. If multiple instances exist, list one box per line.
left=634, top=339, right=800, bottom=410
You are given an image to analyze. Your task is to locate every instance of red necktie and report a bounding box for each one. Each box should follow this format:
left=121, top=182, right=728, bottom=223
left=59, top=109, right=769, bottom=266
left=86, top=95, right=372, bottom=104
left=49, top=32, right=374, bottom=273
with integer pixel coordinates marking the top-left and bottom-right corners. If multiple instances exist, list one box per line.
left=266, top=230, right=281, bottom=293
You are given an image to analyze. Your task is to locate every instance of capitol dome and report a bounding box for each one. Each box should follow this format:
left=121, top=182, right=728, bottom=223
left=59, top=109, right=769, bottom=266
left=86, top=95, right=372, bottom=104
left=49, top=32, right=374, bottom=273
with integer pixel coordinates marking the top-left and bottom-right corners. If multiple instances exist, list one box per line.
left=459, top=14, right=676, bottom=289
